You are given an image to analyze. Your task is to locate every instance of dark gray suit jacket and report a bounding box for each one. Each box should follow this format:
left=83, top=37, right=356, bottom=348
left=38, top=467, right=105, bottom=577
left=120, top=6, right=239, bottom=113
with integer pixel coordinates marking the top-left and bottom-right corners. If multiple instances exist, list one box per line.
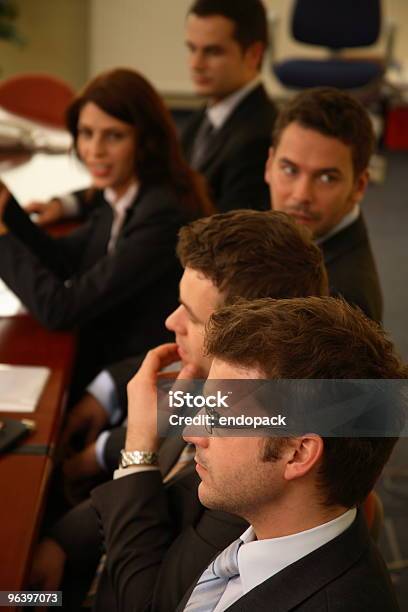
left=175, top=511, right=399, bottom=612
left=322, top=214, right=383, bottom=323
left=90, top=471, right=398, bottom=612
left=50, top=437, right=247, bottom=612
left=181, top=84, right=277, bottom=213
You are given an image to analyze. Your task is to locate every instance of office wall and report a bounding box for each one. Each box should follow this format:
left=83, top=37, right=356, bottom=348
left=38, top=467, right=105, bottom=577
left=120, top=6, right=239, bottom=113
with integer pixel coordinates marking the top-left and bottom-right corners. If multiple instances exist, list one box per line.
left=89, top=0, right=408, bottom=95
left=89, top=0, right=192, bottom=92
left=0, top=0, right=89, bottom=90
left=1, top=0, right=407, bottom=96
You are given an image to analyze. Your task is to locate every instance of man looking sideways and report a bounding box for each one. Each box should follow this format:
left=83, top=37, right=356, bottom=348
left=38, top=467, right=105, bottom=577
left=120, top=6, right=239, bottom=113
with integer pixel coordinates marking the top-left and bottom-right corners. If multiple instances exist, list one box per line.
left=93, top=297, right=405, bottom=611
left=266, top=87, right=383, bottom=322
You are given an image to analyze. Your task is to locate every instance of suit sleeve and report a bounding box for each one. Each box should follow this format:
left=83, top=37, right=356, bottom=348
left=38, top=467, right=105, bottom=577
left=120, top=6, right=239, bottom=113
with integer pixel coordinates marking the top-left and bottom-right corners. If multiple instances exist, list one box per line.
left=47, top=498, right=103, bottom=569
left=0, top=190, right=183, bottom=330
left=91, top=472, right=176, bottom=612
left=1, top=194, right=85, bottom=278
left=103, top=426, right=127, bottom=473
left=90, top=467, right=248, bottom=612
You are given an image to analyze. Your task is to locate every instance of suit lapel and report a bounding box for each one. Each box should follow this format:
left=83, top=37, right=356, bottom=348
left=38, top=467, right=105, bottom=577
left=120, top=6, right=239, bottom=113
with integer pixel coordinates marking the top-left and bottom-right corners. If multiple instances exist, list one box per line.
left=176, top=512, right=369, bottom=612
left=321, top=215, right=368, bottom=266
left=185, top=85, right=268, bottom=173
left=79, top=193, right=113, bottom=270
left=224, top=512, right=369, bottom=611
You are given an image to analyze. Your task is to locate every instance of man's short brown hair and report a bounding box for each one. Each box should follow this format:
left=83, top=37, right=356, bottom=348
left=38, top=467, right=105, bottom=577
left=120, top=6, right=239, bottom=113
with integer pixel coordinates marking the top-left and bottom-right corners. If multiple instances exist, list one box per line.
left=205, top=296, right=408, bottom=507
left=272, top=87, right=375, bottom=177
left=177, top=210, right=328, bottom=305
left=188, top=0, right=268, bottom=63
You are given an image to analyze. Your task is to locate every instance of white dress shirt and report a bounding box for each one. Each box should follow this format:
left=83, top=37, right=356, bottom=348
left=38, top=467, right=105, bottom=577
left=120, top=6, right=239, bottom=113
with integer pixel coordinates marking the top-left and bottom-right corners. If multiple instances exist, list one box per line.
left=315, top=204, right=360, bottom=246
left=104, top=182, right=139, bottom=253
left=213, top=508, right=357, bottom=612
left=206, top=77, right=262, bottom=131
left=59, top=181, right=139, bottom=247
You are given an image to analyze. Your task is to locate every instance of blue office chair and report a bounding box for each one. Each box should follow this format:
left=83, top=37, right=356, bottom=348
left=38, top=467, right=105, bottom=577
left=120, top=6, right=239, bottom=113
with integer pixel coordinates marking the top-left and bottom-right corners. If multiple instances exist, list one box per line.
left=271, top=0, right=393, bottom=92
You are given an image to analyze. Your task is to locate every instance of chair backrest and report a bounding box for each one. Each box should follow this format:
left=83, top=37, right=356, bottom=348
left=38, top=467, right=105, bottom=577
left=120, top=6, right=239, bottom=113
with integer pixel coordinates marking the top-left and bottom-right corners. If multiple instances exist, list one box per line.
left=291, top=0, right=381, bottom=50
left=0, top=73, right=75, bottom=129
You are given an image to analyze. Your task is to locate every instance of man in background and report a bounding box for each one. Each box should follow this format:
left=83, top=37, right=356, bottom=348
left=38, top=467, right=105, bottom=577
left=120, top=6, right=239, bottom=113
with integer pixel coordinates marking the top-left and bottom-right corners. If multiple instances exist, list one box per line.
left=181, top=0, right=276, bottom=211
left=266, top=86, right=383, bottom=322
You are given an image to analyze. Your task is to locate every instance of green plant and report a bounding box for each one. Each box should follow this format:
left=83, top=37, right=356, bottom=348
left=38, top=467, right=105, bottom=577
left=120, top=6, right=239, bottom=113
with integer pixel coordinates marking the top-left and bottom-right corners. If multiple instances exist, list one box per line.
left=0, top=0, right=23, bottom=45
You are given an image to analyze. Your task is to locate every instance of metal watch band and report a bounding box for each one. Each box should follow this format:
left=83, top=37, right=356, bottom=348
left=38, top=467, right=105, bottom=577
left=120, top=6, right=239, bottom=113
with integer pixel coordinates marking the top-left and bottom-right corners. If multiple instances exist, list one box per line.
left=120, top=449, right=159, bottom=468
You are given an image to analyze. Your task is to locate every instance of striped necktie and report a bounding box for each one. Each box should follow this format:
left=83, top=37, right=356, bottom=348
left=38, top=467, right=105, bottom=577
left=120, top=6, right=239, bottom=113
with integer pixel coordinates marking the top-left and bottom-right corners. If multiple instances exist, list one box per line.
left=183, top=537, right=243, bottom=611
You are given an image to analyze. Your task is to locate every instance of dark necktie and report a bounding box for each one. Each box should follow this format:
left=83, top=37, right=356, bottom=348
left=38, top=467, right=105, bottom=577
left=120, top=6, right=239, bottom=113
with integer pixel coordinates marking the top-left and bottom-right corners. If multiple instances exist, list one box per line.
left=190, top=115, right=215, bottom=169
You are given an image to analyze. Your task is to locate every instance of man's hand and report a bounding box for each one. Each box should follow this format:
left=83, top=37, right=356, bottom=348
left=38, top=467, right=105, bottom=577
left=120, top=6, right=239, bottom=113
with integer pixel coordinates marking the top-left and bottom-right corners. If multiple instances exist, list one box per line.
left=60, top=393, right=109, bottom=452
left=29, top=538, right=66, bottom=590
left=63, top=442, right=102, bottom=481
left=24, top=198, right=64, bottom=225
left=126, top=343, right=198, bottom=451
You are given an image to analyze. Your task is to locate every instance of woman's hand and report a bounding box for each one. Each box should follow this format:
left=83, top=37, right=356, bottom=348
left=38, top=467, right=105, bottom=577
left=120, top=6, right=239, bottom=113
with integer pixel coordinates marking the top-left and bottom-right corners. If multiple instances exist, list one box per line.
left=24, top=198, right=64, bottom=226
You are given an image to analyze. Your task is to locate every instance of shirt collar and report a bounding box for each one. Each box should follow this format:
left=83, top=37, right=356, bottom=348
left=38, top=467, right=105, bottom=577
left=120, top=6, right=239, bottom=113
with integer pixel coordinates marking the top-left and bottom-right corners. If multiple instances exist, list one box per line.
left=316, top=204, right=360, bottom=245
left=206, top=77, right=261, bottom=130
left=237, top=507, right=357, bottom=596
left=104, top=181, right=139, bottom=214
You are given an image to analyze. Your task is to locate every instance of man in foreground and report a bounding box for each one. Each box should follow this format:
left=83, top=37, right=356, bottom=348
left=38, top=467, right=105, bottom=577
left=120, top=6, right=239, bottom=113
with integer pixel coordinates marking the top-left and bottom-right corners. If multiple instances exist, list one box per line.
left=92, top=296, right=406, bottom=610
left=32, top=209, right=327, bottom=608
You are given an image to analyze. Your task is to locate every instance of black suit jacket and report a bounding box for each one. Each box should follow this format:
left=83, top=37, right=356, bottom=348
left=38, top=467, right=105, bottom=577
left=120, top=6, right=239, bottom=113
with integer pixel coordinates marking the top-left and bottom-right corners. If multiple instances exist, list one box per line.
left=181, top=84, right=277, bottom=213
left=322, top=214, right=383, bottom=323
left=176, top=511, right=398, bottom=612
left=90, top=470, right=398, bottom=612
left=0, top=186, right=189, bottom=389
left=91, top=441, right=248, bottom=612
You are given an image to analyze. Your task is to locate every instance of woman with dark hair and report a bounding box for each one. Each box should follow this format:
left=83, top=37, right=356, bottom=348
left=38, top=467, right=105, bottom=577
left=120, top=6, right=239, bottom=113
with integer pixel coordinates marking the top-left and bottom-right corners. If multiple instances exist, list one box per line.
left=0, top=68, right=212, bottom=390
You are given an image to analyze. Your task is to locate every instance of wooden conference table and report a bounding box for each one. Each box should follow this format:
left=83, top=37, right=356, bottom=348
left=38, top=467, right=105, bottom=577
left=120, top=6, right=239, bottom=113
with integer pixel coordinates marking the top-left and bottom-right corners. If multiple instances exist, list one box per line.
left=0, top=124, right=90, bottom=593
left=0, top=125, right=90, bottom=596
left=0, top=313, right=76, bottom=591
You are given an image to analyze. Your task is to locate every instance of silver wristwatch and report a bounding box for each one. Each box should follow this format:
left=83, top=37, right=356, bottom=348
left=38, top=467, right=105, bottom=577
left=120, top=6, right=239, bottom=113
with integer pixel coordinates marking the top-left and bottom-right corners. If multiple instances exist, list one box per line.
left=120, top=449, right=159, bottom=468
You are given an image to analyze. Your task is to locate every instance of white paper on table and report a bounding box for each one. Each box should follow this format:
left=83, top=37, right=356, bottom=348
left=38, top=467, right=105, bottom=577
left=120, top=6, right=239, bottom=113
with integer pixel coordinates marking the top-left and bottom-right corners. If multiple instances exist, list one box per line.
left=0, top=151, right=91, bottom=205
left=0, top=364, right=50, bottom=412
left=0, top=279, right=25, bottom=316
